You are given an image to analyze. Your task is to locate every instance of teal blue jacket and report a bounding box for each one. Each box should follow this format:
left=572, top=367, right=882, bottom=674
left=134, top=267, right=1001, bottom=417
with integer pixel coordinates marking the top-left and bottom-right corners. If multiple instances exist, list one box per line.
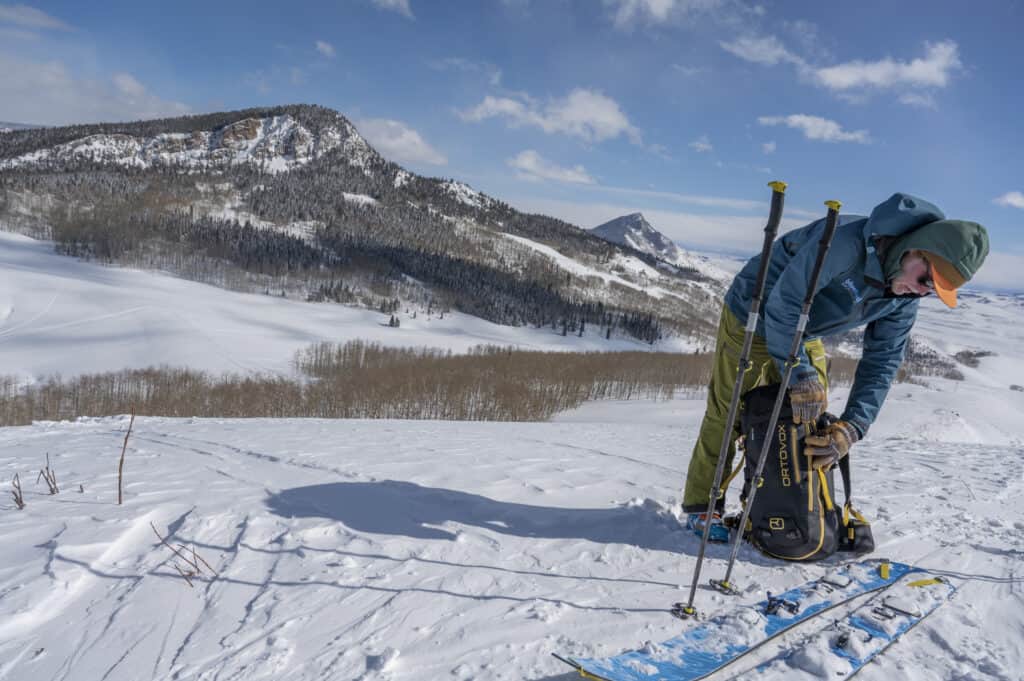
left=725, top=193, right=945, bottom=436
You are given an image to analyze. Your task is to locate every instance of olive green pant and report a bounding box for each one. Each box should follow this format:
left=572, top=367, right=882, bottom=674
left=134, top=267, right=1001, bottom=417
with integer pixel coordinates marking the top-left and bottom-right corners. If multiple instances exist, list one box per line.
left=682, top=306, right=828, bottom=512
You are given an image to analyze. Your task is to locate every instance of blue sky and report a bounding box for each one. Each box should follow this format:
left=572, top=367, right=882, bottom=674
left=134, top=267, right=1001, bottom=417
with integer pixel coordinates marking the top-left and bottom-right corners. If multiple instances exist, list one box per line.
left=1, top=1, right=1022, bottom=289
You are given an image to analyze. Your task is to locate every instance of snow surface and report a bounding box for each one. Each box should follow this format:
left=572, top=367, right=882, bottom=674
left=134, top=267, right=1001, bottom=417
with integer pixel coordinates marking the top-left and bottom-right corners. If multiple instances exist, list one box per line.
left=0, top=230, right=696, bottom=385
left=2, top=229, right=1023, bottom=680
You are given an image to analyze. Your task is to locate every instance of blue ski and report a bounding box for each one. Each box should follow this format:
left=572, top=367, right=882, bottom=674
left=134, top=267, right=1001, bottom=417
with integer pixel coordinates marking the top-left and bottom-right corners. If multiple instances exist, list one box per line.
left=553, top=559, right=920, bottom=681
left=748, top=571, right=956, bottom=679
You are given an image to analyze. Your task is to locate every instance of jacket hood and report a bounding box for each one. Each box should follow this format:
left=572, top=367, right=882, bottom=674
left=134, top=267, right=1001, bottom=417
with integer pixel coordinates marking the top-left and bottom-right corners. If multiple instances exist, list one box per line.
left=862, top=193, right=945, bottom=284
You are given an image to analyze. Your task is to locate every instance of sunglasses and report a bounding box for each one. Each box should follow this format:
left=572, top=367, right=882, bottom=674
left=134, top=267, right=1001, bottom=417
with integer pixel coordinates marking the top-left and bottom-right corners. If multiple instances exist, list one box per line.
left=916, top=255, right=934, bottom=290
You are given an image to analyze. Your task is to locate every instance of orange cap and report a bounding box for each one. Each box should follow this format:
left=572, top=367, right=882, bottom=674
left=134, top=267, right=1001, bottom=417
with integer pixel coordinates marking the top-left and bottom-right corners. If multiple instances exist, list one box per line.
left=931, top=267, right=958, bottom=308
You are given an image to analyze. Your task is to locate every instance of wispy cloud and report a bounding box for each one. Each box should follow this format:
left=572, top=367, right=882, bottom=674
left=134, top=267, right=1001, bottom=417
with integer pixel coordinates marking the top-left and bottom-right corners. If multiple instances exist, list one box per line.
left=689, top=135, right=712, bottom=153
left=605, top=0, right=732, bottom=30
left=356, top=118, right=446, bottom=166
left=758, top=114, right=870, bottom=144
left=460, top=88, right=641, bottom=144
left=814, top=41, right=961, bottom=92
left=0, top=4, right=72, bottom=30
left=315, top=40, right=336, bottom=58
left=0, top=54, right=189, bottom=125
left=720, top=35, right=804, bottom=66
left=371, top=0, right=414, bottom=19
left=671, top=64, right=704, bottom=77
left=762, top=140, right=776, bottom=154
left=508, top=150, right=594, bottom=184
left=994, top=191, right=1024, bottom=210
left=721, top=35, right=962, bottom=106
left=428, top=57, right=502, bottom=86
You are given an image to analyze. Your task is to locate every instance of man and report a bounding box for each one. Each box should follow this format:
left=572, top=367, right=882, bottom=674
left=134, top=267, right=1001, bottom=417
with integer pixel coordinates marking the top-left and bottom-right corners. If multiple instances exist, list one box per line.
left=682, top=193, right=990, bottom=541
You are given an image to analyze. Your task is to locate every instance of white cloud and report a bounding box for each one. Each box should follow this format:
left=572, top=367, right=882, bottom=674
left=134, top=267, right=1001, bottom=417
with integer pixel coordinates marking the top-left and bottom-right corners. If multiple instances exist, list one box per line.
left=967, top=251, right=1024, bottom=292
left=898, top=92, right=937, bottom=108
left=372, top=0, right=414, bottom=19
left=112, top=72, right=146, bottom=97
left=0, top=4, right=71, bottom=30
left=994, top=192, right=1024, bottom=209
left=758, top=114, right=870, bottom=144
left=721, top=36, right=961, bottom=107
left=460, top=88, right=641, bottom=144
left=814, top=40, right=961, bottom=92
left=720, top=35, right=804, bottom=66
left=356, top=118, right=446, bottom=166
left=0, top=54, right=189, bottom=125
left=428, top=57, right=502, bottom=86
left=689, top=135, right=712, bottom=153
left=605, top=0, right=727, bottom=29
left=671, top=64, right=704, bottom=77
left=508, top=150, right=594, bottom=185
left=762, top=140, right=776, bottom=154
left=315, top=40, right=335, bottom=58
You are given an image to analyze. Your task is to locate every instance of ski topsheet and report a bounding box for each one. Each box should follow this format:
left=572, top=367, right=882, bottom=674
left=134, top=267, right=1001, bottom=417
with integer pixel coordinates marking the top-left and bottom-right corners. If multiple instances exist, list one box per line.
left=748, top=572, right=956, bottom=680
left=553, top=559, right=917, bottom=681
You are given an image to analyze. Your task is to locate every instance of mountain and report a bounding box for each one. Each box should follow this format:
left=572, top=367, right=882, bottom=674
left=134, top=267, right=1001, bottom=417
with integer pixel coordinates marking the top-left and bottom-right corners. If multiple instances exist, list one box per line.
left=591, top=213, right=729, bottom=281
left=0, top=105, right=725, bottom=345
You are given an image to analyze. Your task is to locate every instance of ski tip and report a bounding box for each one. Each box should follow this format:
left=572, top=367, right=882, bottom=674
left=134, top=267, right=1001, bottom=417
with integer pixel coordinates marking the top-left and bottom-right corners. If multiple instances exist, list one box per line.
left=768, top=180, right=787, bottom=194
left=825, top=199, right=842, bottom=211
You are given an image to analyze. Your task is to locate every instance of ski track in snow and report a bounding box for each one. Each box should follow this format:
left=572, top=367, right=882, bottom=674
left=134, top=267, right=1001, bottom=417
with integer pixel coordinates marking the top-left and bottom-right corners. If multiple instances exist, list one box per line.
left=1, top=408, right=1021, bottom=681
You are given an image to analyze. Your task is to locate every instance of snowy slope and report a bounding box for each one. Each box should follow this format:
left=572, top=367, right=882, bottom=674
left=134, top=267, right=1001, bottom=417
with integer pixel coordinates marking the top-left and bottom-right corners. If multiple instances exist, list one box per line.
left=0, top=384, right=1021, bottom=680
left=0, top=230, right=698, bottom=385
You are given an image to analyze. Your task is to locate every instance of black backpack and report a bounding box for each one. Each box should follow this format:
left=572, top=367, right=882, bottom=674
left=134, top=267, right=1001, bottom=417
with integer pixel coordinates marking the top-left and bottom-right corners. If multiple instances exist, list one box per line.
left=738, top=383, right=874, bottom=562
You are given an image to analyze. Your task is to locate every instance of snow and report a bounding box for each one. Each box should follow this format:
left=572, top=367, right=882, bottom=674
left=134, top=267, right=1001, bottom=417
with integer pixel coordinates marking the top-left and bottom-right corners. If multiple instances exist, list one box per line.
left=0, top=115, right=351, bottom=175
left=501, top=232, right=690, bottom=302
left=2, top=230, right=1023, bottom=680
left=342, top=192, right=379, bottom=207
left=442, top=180, right=492, bottom=209
left=0, top=230, right=689, bottom=385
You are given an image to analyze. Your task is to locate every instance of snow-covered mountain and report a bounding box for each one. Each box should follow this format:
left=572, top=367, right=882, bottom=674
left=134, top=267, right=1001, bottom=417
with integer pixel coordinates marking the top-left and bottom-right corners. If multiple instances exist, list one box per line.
left=591, top=212, right=729, bottom=280
left=0, top=105, right=727, bottom=346
left=0, top=114, right=372, bottom=174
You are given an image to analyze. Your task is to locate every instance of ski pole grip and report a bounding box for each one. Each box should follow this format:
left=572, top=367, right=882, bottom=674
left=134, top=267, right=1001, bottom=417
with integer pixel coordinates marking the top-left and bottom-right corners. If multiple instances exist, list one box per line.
left=802, top=200, right=842, bottom=304
left=751, top=181, right=788, bottom=307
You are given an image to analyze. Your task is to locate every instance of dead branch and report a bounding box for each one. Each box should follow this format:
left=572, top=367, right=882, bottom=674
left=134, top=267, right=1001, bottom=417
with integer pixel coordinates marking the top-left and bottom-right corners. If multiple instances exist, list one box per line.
left=11, top=473, right=25, bottom=509
left=117, top=408, right=135, bottom=505
left=37, top=453, right=58, bottom=495
left=172, top=563, right=195, bottom=588
left=150, top=521, right=218, bottom=588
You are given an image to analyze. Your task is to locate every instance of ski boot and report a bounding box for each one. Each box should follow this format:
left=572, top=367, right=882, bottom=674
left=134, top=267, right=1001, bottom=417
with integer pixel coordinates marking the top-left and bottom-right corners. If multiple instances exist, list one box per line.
left=686, top=512, right=730, bottom=543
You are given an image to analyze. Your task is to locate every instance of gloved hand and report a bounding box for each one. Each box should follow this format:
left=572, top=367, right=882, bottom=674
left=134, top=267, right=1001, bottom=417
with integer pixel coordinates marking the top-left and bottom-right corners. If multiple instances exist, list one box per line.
left=805, top=420, right=860, bottom=470
left=788, top=377, right=827, bottom=424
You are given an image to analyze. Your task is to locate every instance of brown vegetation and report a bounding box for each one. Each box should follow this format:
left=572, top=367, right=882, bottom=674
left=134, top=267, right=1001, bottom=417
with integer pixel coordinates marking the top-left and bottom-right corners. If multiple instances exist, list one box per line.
left=0, top=339, right=913, bottom=426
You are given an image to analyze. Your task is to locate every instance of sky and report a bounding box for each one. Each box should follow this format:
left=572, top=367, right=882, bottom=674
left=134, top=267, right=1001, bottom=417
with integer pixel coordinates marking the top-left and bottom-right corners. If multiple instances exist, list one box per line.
left=0, top=0, right=1022, bottom=290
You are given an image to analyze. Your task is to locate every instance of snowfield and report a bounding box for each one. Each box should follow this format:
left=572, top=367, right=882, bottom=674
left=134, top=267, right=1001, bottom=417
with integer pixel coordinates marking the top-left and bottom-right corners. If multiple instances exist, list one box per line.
left=1, top=394, right=1021, bottom=680
left=2, top=229, right=1023, bottom=680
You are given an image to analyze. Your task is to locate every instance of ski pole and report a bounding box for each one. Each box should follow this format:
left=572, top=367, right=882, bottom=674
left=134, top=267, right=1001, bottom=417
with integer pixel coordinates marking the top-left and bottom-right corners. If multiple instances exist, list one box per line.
left=711, top=199, right=842, bottom=596
left=674, top=180, right=787, bottom=619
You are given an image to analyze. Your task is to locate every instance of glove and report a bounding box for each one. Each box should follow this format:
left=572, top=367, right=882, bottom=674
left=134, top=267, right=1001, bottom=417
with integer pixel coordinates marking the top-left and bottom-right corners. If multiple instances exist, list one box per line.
left=805, top=420, right=860, bottom=470
left=788, top=378, right=827, bottom=424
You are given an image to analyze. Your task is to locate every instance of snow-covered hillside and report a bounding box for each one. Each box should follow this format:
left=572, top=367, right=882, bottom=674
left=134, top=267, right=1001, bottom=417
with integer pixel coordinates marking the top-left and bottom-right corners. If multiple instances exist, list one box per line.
left=0, top=230, right=699, bottom=386
left=591, top=213, right=730, bottom=281
left=0, top=114, right=373, bottom=174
